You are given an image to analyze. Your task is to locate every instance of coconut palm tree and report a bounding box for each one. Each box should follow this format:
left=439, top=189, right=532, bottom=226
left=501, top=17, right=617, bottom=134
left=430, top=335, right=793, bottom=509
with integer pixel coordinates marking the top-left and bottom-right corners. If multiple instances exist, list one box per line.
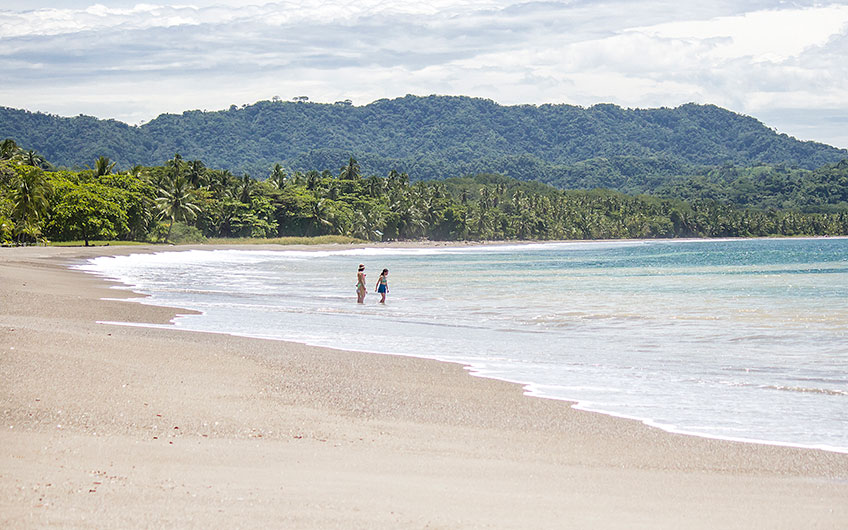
left=327, top=181, right=341, bottom=200
left=22, top=150, right=50, bottom=169
left=128, top=165, right=146, bottom=179
left=387, top=169, right=400, bottom=188
left=351, top=209, right=385, bottom=241
left=234, top=174, right=258, bottom=204
left=289, top=171, right=305, bottom=187
left=307, top=199, right=335, bottom=235
left=185, top=160, right=206, bottom=188
left=391, top=195, right=428, bottom=239
left=366, top=175, right=385, bottom=197
left=166, top=153, right=183, bottom=182
left=155, top=177, right=201, bottom=242
left=305, top=170, right=321, bottom=191
left=93, top=156, right=116, bottom=176
left=0, top=139, right=21, bottom=161
left=478, top=187, right=491, bottom=211
left=471, top=207, right=492, bottom=239
left=9, top=166, right=51, bottom=243
left=268, top=164, right=287, bottom=189
left=340, top=157, right=361, bottom=180
left=207, top=170, right=234, bottom=199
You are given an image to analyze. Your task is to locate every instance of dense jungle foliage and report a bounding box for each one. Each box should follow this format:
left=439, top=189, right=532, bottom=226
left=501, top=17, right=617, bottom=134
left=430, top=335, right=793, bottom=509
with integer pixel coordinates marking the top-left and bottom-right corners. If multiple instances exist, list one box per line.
left=2, top=139, right=847, bottom=246
left=2, top=96, right=846, bottom=189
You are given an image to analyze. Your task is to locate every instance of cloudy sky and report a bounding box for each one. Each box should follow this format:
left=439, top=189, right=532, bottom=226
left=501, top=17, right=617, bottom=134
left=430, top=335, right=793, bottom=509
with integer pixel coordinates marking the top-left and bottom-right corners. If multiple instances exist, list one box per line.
left=2, top=0, right=847, bottom=148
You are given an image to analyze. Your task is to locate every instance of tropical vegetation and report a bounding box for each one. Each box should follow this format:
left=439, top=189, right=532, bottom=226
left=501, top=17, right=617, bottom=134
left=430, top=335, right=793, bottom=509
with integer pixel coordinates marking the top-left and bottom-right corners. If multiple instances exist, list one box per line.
left=2, top=139, right=846, bottom=246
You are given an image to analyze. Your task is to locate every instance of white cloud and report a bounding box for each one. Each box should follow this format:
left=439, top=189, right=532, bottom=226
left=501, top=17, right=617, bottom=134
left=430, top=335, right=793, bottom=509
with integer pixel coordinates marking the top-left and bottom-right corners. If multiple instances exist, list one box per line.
left=1, top=0, right=847, bottom=148
left=633, top=5, right=848, bottom=62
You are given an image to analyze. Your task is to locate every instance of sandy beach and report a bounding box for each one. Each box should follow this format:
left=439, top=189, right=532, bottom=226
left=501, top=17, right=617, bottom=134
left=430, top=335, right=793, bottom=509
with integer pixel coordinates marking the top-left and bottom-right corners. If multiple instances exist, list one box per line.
left=1, top=244, right=847, bottom=529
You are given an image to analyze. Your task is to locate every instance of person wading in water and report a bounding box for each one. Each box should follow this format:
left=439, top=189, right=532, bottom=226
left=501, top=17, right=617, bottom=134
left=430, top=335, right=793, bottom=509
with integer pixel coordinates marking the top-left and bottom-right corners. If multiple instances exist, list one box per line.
left=356, top=264, right=367, bottom=304
left=375, top=268, right=389, bottom=304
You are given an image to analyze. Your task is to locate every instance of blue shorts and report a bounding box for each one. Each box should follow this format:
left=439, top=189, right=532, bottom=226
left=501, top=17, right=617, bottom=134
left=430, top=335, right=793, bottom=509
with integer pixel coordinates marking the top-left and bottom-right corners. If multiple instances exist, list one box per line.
left=377, top=285, right=387, bottom=294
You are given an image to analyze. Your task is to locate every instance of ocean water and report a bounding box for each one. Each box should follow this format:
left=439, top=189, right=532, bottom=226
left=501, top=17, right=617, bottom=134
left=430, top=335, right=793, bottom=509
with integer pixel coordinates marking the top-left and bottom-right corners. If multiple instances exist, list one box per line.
left=77, top=238, right=848, bottom=452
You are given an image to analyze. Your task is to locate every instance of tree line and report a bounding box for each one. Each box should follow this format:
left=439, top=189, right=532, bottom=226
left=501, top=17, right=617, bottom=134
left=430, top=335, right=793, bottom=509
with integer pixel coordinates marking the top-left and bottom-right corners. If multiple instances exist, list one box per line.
left=2, top=139, right=847, bottom=246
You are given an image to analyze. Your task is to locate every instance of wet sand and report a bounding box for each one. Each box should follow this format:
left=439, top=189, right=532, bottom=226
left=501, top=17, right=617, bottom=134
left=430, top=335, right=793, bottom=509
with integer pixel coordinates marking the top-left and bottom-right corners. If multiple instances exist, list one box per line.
left=1, top=244, right=847, bottom=529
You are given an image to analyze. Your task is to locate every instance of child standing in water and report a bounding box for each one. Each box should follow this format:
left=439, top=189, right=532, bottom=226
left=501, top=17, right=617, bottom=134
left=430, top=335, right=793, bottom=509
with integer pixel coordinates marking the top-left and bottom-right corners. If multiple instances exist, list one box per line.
left=356, top=264, right=367, bottom=304
left=375, top=268, right=389, bottom=304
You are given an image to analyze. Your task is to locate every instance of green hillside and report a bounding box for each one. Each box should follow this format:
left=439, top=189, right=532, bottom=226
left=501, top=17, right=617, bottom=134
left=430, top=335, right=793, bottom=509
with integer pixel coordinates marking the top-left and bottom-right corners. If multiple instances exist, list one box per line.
left=2, top=96, right=845, bottom=189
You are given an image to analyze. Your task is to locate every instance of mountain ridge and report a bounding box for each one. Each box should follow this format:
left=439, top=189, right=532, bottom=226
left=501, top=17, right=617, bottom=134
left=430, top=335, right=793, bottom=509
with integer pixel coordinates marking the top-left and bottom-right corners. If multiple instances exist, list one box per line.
left=3, top=95, right=846, bottom=190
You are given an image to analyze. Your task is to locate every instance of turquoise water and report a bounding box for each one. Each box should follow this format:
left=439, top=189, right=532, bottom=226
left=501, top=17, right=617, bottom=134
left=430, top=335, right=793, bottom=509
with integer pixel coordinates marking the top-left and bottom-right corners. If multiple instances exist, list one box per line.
left=79, top=238, right=848, bottom=452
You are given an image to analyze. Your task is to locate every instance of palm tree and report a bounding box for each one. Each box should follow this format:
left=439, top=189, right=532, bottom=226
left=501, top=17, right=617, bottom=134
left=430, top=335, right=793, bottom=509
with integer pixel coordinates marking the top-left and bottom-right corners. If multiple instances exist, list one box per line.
left=387, top=169, right=400, bottom=188
left=449, top=206, right=470, bottom=240
left=155, top=177, right=201, bottom=242
left=234, top=174, right=258, bottom=204
left=129, top=195, right=155, bottom=241
left=0, top=139, right=21, bottom=161
left=289, top=171, right=305, bottom=186
left=210, top=200, right=239, bottom=237
left=207, top=170, right=234, bottom=199
left=93, top=156, right=116, bottom=176
left=268, top=164, right=287, bottom=189
left=166, top=153, right=183, bottom=182
left=366, top=175, right=386, bottom=197
left=478, top=187, right=491, bottom=211
left=22, top=150, right=49, bottom=169
left=305, top=170, right=321, bottom=190
left=185, top=160, right=206, bottom=188
left=512, top=190, right=525, bottom=211
left=340, top=157, right=361, bottom=180
left=351, top=209, right=385, bottom=241
left=9, top=166, right=51, bottom=243
left=128, top=165, right=146, bottom=179
left=0, top=164, right=14, bottom=187
left=471, top=207, right=492, bottom=239
left=307, top=199, right=335, bottom=235
left=327, top=181, right=341, bottom=200
left=391, top=195, right=427, bottom=239
left=413, top=189, right=442, bottom=231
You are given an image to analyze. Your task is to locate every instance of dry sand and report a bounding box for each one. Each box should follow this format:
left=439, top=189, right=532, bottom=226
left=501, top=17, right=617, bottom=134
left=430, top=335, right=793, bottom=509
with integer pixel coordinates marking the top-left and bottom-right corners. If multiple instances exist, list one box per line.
left=1, top=244, right=847, bottom=529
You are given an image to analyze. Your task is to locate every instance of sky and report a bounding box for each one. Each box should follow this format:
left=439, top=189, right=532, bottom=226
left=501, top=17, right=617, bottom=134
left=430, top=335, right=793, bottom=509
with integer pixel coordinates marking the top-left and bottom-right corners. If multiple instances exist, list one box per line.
left=2, top=1, right=847, bottom=149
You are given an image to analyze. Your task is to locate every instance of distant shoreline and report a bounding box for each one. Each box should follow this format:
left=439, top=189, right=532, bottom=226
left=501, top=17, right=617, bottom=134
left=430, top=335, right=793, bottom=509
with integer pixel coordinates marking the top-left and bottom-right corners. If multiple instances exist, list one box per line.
left=22, top=232, right=848, bottom=252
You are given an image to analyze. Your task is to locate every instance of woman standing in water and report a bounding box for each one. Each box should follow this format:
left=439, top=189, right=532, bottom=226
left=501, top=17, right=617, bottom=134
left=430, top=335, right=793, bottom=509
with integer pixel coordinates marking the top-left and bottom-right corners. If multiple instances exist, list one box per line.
left=375, top=268, right=389, bottom=304
left=356, top=264, right=367, bottom=304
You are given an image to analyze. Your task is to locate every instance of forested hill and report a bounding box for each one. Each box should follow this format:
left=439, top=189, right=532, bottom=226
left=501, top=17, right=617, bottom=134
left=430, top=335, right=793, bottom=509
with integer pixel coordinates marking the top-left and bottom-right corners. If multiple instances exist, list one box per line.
left=2, top=95, right=846, bottom=188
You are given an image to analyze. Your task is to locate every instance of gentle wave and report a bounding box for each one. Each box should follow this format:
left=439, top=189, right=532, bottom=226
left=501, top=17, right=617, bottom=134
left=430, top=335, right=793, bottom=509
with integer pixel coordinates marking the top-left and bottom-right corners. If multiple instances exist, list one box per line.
left=764, top=385, right=848, bottom=396
left=79, top=238, right=848, bottom=452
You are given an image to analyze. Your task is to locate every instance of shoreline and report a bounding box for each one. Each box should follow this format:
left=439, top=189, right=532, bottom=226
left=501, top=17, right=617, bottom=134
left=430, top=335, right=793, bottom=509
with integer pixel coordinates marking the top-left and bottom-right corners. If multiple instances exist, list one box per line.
left=2, top=244, right=848, bottom=528
left=99, top=318, right=848, bottom=456
left=78, top=240, right=848, bottom=455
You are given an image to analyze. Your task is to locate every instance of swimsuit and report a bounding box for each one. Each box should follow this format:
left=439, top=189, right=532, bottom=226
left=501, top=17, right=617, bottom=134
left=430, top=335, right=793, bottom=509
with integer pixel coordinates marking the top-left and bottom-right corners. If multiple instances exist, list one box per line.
left=377, top=276, right=387, bottom=294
